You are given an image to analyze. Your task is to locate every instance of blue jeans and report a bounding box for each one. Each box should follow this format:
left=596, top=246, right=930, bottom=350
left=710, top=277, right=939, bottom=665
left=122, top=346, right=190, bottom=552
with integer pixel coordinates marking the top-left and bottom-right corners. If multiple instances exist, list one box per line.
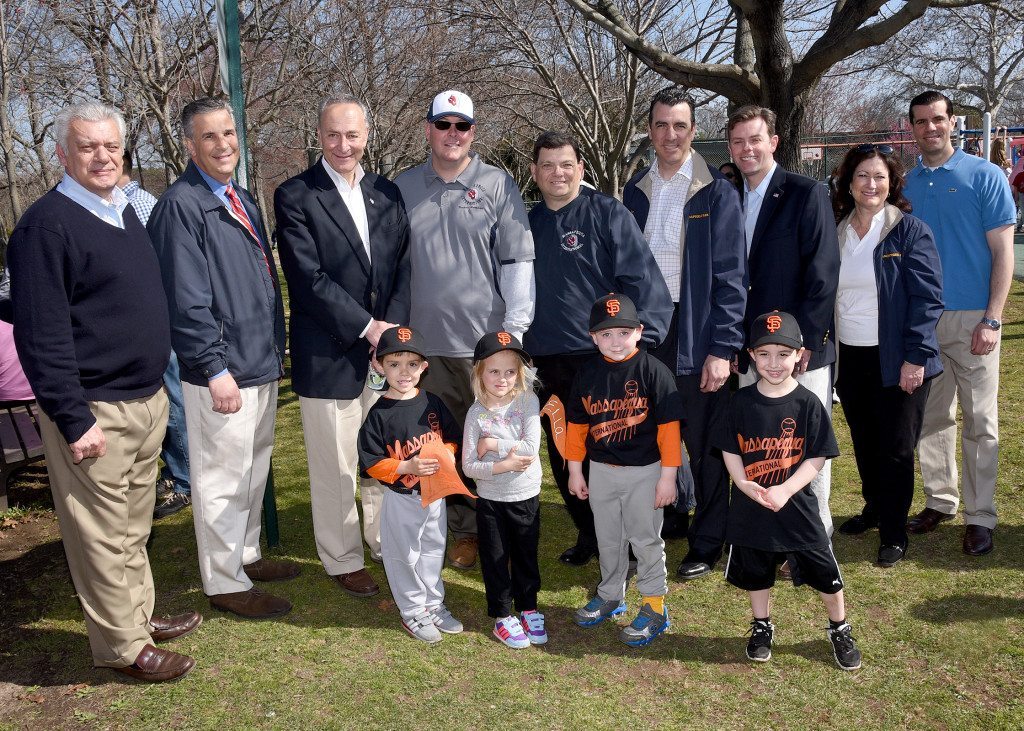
left=160, top=352, right=191, bottom=495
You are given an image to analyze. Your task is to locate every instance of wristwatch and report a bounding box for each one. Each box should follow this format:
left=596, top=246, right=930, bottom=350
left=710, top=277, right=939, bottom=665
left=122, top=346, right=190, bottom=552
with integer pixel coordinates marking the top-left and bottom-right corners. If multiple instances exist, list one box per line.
left=980, top=317, right=1001, bottom=330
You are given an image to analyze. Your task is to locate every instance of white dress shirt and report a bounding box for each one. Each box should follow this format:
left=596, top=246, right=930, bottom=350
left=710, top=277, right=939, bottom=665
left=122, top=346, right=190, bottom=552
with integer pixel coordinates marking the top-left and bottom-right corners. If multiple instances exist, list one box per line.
left=743, top=161, right=777, bottom=253
left=836, top=209, right=884, bottom=346
left=56, top=174, right=129, bottom=229
left=644, top=154, right=693, bottom=302
left=321, top=158, right=371, bottom=263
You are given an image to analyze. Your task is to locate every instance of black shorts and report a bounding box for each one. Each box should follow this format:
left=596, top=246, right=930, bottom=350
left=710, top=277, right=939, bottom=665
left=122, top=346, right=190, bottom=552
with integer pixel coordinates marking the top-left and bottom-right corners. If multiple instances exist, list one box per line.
left=724, top=544, right=844, bottom=594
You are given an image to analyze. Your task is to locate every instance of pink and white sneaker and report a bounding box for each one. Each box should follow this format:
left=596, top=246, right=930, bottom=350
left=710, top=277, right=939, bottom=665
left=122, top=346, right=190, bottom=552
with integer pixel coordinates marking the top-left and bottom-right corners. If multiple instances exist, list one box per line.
left=493, top=615, right=530, bottom=649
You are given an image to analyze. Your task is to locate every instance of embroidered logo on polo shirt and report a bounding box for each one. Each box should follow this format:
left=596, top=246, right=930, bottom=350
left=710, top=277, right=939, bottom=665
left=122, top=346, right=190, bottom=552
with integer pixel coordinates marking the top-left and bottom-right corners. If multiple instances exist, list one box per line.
left=459, top=185, right=485, bottom=209
left=561, top=230, right=585, bottom=252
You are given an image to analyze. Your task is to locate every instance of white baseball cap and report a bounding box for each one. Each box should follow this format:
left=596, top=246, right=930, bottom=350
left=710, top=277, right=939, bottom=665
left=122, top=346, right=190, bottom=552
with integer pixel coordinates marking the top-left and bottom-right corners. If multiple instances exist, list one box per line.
left=428, top=90, right=475, bottom=124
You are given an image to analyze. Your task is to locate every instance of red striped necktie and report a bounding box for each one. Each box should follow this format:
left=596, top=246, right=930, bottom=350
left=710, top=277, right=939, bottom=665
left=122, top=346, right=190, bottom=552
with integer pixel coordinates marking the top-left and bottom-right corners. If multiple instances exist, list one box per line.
left=225, top=183, right=274, bottom=286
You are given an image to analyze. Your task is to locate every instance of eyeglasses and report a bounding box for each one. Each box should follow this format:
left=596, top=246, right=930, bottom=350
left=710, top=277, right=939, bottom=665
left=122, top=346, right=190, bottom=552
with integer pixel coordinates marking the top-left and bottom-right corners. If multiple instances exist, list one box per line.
left=432, top=120, right=473, bottom=132
left=855, top=143, right=894, bottom=156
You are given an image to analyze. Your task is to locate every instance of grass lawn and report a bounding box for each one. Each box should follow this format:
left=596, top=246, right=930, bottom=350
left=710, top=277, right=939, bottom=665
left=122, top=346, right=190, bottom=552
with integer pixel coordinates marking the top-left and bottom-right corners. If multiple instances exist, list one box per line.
left=2, top=284, right=1023, bottom=730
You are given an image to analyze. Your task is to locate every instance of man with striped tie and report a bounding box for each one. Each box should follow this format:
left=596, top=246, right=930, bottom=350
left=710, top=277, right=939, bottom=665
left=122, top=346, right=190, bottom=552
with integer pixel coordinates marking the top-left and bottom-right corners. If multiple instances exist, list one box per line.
left=148, top=97, right=297, bottom=620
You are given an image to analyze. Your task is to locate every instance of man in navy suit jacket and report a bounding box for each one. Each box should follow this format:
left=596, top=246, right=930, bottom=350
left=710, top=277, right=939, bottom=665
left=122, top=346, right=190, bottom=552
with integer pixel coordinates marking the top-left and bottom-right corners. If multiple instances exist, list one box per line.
left=727, top=105, right=840, bottom=537
left=275, top=95, right=410, bottom=598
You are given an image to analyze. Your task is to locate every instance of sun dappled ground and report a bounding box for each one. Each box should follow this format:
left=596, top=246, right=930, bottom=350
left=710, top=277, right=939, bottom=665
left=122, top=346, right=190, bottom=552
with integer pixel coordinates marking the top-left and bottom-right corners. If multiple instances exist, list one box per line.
left=2, top=284, right=1023, bottom=730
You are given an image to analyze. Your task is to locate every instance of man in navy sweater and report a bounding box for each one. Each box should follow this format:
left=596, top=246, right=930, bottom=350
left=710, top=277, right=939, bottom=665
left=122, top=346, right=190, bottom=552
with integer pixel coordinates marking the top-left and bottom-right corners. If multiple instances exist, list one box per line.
left=8, top=102, right=199, bottom=682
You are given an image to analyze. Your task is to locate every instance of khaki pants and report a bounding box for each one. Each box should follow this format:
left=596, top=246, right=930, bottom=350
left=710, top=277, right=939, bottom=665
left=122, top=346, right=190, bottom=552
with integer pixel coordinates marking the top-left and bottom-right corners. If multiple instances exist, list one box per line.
left=918, top=310, right=1000, bottom=528
left=39, top=390, right=168, bottom=667
left=299, top=387, right=383, bottom=575
left=183, top=380, right=277, bottom=595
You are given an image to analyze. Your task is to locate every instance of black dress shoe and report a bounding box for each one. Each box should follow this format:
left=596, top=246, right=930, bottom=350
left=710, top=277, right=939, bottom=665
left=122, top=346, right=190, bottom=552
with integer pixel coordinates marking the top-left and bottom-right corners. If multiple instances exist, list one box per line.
left=676, top=561, right=712, bottom=580
left=838, top=514, right=879, bottom=535
left=906, top=507, right=954, bottom=534
left=963, top=525, right=994, bottom=556
left=877, top=543, right=906, bottom=568
left=559, top=544, right=598, bottom=566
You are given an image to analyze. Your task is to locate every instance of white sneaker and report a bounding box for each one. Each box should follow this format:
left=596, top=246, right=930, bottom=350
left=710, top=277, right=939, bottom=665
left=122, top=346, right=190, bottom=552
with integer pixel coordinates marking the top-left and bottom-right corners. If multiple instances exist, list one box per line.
left=429, top=604, right=464, bottom=634
left=403, top=612, right=442, bottom=644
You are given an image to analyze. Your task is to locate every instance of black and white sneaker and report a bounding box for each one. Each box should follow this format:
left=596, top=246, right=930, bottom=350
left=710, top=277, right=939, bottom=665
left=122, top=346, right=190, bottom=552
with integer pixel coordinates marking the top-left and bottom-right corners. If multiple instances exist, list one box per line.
left=745, top=619, right=774, bottom=662
left=827, top=622, right=862, bottom=671
left=154, top=491, right=192, bottom=520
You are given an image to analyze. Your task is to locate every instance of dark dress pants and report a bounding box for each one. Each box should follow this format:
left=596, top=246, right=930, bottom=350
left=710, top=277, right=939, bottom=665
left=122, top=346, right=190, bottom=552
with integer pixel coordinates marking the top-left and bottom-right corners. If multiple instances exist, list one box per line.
left=835, top=343, right=931, bottom=548
left=649, top=303, right=730, bottom=565
left=533, top=353, right=597, bottom=552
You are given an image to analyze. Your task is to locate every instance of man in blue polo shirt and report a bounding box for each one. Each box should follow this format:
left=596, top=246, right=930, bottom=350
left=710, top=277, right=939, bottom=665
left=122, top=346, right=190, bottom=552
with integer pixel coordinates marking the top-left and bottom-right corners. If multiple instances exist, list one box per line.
left=903, top=90, right=1016, bottom=556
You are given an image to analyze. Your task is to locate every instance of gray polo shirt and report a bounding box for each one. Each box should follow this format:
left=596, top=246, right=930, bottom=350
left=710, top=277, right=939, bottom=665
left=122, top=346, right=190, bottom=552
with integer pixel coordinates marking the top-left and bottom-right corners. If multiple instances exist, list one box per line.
left=396, top=153, right=535, bottom=358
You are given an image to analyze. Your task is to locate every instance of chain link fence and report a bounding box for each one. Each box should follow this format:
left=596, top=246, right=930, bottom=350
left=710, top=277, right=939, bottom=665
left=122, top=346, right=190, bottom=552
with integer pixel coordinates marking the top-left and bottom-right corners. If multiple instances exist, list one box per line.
left=693, top=130, right=920, bottom=184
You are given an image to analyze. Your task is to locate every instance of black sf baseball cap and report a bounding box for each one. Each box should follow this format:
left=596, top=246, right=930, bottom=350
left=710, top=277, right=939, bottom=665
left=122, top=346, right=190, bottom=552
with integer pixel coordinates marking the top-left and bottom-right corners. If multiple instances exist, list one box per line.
left=589, top=293, right=643, bottom=332
left=749, top=310, right=804, bottom=350
left=376, top=326, right=428, bottom=359
left=473, top=331, right=531, bottom=364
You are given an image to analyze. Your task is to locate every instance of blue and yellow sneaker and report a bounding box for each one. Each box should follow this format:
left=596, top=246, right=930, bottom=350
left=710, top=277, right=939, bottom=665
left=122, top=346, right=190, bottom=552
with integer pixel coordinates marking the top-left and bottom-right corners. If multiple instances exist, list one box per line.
left=574, top=596, right=627, bottom=627
left=618, top=604, right=670, bottom=646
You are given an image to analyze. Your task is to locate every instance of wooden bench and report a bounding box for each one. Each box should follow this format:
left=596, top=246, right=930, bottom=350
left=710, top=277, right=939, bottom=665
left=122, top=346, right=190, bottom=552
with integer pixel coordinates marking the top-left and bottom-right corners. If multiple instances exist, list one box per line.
left=0, top=399, right=45, bottom=511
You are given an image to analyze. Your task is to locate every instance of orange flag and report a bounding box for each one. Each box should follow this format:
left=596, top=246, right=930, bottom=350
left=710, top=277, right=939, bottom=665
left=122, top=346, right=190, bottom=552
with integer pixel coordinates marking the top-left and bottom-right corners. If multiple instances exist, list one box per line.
left=418, top=440, right=475, bottom=507
left=541, top=395, right=567, bottom=460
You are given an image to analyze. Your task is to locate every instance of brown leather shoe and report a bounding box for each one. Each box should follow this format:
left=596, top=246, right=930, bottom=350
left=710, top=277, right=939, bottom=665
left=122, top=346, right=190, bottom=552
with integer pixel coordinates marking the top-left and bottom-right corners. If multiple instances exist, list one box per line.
left=447, top=537, right=478, bottom=570
left=906, top=507, right=954, bottom=534
left=150, top=610, right=203, bottom=642
left=209, top=587, right=292, bottom=619
left=963, top=525, right=994, bottom=556
left=114, top=644, right=195, bottom=683
left=243, top=558, right=301, bottom=582
left=332, top=568, right=380, bottom=597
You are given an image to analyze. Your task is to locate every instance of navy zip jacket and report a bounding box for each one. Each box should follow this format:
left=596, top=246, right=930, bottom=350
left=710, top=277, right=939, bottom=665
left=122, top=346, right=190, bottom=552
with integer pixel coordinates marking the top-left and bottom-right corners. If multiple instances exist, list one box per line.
left=836, top=205, right=943, bottom=387
left=148, top=162, right=286, bottom=388
left=525, top=187, right=673, bottom=356
left=622, top=152, right=747, bottom=376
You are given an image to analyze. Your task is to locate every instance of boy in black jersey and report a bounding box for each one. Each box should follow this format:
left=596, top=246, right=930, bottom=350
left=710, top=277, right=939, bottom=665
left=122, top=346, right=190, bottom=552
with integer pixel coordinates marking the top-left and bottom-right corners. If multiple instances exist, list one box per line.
left=358, top=327, right=464, bottom=644
left=715, top=311, right=862, bottom=670
left=566, top=294, right=683, bottom=646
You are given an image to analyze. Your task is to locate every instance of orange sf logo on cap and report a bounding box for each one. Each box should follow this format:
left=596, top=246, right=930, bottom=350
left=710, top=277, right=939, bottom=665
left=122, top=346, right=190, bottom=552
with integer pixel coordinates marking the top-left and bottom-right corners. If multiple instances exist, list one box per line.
left=606, top=299, right=621, bottom=317
left=397, top=328, right=412, bottom=342
left=766, top=315, right=782, bottom=333
left=497, top=332, right=511, bottom=346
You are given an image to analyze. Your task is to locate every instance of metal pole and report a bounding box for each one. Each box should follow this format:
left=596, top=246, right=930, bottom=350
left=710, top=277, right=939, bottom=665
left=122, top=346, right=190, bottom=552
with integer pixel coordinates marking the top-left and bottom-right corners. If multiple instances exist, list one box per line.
left=216, top=0, right=249, bottom=188
left=982, top=112, right=992, bottom=161
left=215, top=0, right=278, bottom=547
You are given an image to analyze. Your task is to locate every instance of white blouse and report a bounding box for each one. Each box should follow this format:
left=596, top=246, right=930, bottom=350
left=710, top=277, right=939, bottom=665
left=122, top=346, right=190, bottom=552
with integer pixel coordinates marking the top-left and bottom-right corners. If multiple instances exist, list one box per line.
left=837, top=209, right=885, bottom=346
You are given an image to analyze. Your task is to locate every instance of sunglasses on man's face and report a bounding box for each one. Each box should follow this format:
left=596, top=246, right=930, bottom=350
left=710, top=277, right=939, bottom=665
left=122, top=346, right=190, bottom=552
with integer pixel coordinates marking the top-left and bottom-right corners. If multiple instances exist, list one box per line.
left=433, top=120, right=473, bottom=132
left=855, top=143, right=894, bottom=156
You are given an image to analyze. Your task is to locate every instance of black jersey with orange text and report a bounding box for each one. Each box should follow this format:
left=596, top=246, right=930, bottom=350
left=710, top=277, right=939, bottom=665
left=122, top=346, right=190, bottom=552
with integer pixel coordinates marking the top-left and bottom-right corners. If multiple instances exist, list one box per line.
left=567, top=349, right=683, bottom=466
left=714, top=383, right=839, bottom=551
left=358, top=390, right=461, bottom=494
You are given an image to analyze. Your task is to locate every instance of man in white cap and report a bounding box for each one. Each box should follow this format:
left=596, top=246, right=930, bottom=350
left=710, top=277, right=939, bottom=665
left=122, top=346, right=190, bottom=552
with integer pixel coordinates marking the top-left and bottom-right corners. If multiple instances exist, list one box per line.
left=395, top=90, right=535, bottom=570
